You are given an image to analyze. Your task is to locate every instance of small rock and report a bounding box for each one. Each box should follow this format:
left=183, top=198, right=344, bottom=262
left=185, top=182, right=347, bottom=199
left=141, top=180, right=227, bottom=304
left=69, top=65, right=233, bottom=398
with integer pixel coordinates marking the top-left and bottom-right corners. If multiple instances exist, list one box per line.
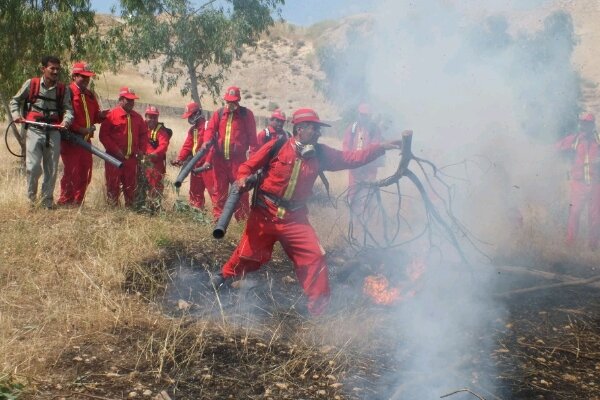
left=536, top=357, right=546, bottom=363
left=143, top=389, right=153, bottom=396
left=563, top=374, right=578, bottom=382
left=330, top=383, right=343, bottom=389
left=129, top=391, right=138, bottom=398
left=178, top=299, right=191, bottom=310
left=326, top=375, right=336, bottom=381
left=275, top=383, right=288, bottom=389
left=72, top=356, right=83, bottom=362
left=317, top=390, right=326, bottom=396
left=153, top=391, right=172, bottom=400
left=201, top=374, right=212, bottom=380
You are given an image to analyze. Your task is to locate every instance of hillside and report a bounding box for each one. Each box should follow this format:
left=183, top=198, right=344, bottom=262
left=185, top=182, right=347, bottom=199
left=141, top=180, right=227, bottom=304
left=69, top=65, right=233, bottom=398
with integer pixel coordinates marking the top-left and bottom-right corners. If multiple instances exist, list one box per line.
left=95, top=0, right=600, bottom=122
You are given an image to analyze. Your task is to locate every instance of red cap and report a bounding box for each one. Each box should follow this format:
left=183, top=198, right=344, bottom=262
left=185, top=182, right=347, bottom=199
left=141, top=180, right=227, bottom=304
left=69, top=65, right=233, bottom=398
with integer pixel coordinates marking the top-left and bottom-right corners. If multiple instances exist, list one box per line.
left=358, top=103, right=371, bottom=115
left=145, top=105, right=159, bottom=116
left=72, top=62, right=95, bottom=77
left=181, top=101, right=201, bottom=118
left=580, top=112, right=595, bottom=122
left=223, top=86, right=241, bottom=102
left=292, top=108, right=331, bottom=127
left=118, top=86, right=139, bottom=100
left=270, top=109, right=286, bottom=121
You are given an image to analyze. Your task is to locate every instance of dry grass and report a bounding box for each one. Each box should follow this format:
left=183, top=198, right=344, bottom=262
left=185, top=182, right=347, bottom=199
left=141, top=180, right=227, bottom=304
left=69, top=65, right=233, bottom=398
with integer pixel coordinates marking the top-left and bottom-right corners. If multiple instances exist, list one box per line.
left=0, top=118, right=386, bottom=399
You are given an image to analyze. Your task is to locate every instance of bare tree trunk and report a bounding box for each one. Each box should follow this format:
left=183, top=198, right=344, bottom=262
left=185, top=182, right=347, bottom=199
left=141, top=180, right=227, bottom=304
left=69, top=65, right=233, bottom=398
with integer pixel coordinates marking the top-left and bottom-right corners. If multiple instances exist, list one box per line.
left=187, top=63, right=201, bottom=105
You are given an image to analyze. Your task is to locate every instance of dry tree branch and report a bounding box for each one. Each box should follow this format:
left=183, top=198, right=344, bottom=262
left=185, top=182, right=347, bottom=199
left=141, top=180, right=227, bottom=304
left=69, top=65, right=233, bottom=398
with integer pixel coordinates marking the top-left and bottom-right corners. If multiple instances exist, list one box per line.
left=345, top=130, right=473, bottom=264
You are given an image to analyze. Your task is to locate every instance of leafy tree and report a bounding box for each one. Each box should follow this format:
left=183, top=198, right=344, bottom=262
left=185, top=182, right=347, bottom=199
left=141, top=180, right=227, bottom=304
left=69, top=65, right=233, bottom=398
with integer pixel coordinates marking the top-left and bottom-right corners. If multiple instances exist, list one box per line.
left=112, top=0, right=285, bottom=104
left=0, top=0, right=109, bottom=152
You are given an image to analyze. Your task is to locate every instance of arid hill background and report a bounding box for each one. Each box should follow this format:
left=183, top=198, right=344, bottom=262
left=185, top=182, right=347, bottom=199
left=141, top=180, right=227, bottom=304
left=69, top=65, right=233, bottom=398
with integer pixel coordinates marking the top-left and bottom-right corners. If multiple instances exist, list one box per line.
left=93, top=0, right=600, bottom=122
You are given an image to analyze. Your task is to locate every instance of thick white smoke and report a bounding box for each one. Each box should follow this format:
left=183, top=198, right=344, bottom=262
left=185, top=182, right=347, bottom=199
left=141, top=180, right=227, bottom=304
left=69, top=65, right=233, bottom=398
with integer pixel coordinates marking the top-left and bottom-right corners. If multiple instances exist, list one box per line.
left=326, top=0, right=581, bottom=397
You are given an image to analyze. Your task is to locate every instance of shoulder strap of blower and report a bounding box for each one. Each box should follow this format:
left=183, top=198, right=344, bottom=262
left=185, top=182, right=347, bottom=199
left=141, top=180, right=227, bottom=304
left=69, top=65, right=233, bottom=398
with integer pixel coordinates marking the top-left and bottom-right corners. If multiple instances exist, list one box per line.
left=26, top=77, right=66, bottom=114
left=255, top=137, right=330, bottom=201
left=217, top=106, right=247, bottom=123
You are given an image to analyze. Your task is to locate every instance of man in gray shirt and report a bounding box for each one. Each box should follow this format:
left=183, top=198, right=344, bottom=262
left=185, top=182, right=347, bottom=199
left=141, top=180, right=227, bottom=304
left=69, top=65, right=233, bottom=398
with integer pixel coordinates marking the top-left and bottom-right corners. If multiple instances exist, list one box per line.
left=10, top=55, right=74, bottom=209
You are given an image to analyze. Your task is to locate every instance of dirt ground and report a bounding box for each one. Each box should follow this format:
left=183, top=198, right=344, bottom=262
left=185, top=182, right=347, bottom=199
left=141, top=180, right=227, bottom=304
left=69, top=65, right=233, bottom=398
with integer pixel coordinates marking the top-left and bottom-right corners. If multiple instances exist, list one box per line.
left=22, top=242, right=599, bottom=400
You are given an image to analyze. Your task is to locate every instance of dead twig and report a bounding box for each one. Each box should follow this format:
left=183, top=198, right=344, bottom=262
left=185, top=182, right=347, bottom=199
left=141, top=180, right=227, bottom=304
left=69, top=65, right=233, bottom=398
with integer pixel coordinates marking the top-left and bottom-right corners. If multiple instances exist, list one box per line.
left=496, top=274, right=600, bottom=297
left=440, top=388, right=487, bottom=399
left=494, top=265, right=600, bottom=290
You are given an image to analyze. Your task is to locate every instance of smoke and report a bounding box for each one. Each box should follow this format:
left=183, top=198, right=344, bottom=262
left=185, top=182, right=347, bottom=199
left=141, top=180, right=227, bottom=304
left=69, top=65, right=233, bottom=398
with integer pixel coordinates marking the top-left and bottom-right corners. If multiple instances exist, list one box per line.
left=317, top=0, right=583, bottom=397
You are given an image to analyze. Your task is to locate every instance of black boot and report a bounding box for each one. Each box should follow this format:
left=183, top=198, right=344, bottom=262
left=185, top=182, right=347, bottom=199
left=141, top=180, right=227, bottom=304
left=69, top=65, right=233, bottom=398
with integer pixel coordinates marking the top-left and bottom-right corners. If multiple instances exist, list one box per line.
left=210, top=273, right=228, bottom=290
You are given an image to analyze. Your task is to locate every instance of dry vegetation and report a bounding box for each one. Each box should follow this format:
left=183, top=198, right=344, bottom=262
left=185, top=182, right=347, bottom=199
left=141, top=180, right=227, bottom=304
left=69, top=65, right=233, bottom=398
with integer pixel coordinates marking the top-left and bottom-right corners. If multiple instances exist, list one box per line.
left=1, top=3, right=600, bottom=399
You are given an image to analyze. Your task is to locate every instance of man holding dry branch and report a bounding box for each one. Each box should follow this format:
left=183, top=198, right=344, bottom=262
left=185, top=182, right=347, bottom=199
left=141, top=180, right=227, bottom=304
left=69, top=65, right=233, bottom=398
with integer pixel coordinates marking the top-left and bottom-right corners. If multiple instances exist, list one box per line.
left=211, top=108, right=403, bottom=316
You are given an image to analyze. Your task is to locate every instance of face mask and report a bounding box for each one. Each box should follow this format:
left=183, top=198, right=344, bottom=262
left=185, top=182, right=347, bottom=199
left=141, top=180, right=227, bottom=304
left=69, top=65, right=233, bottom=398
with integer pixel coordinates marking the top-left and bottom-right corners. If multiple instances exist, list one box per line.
left=189, top=112, right=202, bottom=125
left=295, top=141, right=316, bottom=158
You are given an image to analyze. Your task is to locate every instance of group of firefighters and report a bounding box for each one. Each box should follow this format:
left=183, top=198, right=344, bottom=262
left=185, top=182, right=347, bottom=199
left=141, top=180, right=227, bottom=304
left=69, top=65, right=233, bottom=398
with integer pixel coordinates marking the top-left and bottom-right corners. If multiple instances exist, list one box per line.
left=7, top=55, right=599, bottom=315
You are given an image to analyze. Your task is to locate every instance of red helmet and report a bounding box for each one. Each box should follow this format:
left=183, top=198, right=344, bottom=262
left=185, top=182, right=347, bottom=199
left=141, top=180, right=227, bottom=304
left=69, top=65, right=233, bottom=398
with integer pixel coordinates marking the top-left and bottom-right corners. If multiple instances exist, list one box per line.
left=580, top=112, right=595, bottom=122
left=358, top=103, right=371, bottom=115
left=223, top=86, right=241, bottom=102
left=145, top=105, right=159, bottom=116
left=270, top=109, right=286, bottom=121
left=181, top=101, right=201, bottom=118
left=71, top=61, right=95, bottom=77
left=292, top=108, right=331, bottom=126
left=118, top=86, right=139, bottom=100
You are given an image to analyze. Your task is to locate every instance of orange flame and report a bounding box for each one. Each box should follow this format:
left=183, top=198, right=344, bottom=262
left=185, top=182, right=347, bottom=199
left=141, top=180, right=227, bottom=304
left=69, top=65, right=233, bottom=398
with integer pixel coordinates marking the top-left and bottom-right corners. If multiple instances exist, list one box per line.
left=363, top=274, right=401, bottom=305
left=363, top=257, right=426, bottom=305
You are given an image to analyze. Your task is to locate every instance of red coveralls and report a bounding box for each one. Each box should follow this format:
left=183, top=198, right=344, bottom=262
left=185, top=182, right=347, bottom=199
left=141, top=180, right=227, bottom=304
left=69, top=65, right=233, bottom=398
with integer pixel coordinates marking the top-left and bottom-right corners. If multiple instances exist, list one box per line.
left=58, top=82, right=103, bottom=205
left=99, top=107, right=147, bottom=206
left=342, top=121, right=382, bottom=209
left=175, top=118, right=215, bottom=209
left=221, top=138, right=386, bottom=315
left=145, top=123, right=171, bottom=199
left=557, top=132, right=600, bottom=248
left=204, top=107, right=258, bottom=220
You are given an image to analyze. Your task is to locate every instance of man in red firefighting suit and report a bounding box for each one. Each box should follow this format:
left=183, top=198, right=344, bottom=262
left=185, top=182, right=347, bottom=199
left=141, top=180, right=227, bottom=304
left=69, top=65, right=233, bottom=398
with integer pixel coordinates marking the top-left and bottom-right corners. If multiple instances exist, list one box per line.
left=144, top=105, right=171, bottom=205
left=211, top=108, right=403, bottom=316
left=171, top=101, right=214, bottom=210
left=256, top=109, right=290, bottom=150
left=342, top=103, right=383, bottom=212
left=202, top=86, right=258, bottom=220
left=99, top=87, right=147, bottom=207
left=58, top=62, right=106, bottom=206
left=557, top=112, right=600, bottom=249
